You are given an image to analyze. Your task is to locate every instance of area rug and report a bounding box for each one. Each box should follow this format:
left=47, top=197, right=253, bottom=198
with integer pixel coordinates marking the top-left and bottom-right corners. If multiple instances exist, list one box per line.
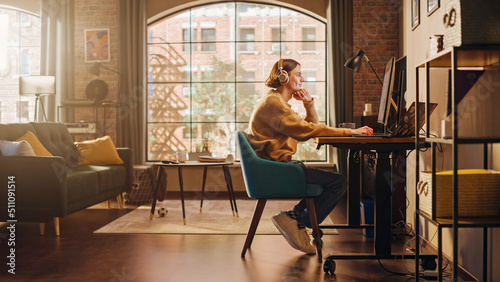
left=94, top=199, right=338, bottom=235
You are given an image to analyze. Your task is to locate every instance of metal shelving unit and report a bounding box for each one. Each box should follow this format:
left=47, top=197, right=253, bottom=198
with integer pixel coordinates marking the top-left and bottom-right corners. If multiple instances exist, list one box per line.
left=414, top=46, right=500, bottom=281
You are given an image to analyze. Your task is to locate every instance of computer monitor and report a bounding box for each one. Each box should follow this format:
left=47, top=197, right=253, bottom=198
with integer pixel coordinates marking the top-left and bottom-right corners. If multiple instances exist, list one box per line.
left=377, top=57, right=396, bottom=130
left=392, top=56, right=407, bottom=123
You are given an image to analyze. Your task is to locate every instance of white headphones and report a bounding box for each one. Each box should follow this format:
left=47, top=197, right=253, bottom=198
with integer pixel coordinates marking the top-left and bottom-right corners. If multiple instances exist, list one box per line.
left=277, top=58, right=289, bottom=85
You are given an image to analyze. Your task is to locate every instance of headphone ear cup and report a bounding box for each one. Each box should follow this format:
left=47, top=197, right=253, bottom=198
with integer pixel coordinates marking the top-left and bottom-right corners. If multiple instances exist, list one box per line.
left=278, top=69, right=289, bottom=84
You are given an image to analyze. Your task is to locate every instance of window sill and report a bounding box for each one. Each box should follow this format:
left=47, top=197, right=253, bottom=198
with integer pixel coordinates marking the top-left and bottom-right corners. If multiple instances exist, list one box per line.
left=297, top=50, right=320, bottom=55
left=238, top=51, right=260, bottom=55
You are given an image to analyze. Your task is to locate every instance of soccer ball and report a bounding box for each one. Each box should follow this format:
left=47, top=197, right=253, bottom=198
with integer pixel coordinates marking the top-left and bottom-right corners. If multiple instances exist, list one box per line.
left=158, top=206, right=168, bottom=217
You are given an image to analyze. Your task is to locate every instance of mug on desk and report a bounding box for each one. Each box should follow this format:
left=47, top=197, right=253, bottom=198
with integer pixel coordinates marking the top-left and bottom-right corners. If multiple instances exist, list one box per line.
left=174, top=151, right=187, bottom=163
left=339, top=122, right=356, bottom=129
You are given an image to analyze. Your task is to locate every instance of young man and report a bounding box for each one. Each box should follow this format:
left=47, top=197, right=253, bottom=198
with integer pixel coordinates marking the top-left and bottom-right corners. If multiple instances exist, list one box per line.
left=246, top=58, right=373, bottom=253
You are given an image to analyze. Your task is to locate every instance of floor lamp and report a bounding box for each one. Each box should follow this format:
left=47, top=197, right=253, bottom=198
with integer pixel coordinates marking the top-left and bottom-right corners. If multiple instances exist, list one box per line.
left=19, top=76, right=56, bottom=122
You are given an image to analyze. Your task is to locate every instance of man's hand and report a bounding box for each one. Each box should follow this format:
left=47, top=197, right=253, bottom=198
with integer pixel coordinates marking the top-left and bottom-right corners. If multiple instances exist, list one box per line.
left=292, top=89, right=312, bottom=103
left=351, top=126, right=374, bottom=135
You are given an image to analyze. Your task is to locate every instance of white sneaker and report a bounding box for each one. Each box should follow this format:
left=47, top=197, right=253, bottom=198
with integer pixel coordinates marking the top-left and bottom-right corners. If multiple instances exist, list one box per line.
left=297, top=228, right=317, bottom=254
left=271, top=212, right=300, bottom=251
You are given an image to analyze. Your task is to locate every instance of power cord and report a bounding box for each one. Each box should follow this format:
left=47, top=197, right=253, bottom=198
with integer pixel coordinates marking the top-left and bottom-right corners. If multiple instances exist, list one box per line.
left=377, top=258, right=412, bottom=277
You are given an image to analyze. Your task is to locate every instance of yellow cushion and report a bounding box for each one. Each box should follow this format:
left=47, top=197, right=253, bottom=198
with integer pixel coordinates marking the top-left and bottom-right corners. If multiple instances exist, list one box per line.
left=75, top=135, right=124, bottom=165
left=436, top=169, right=488, bottom=175
left=15, top=131, right=53, bottom=157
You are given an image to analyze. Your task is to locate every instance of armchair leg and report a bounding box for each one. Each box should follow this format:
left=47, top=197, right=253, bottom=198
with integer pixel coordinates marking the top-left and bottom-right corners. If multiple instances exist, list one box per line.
left=54, top=217, right=60, bottom=236
left=39, top=223, right=45, bottom=236
left=241, top=199, right=267, bottom=258
left=306, top=198, right=322, bottom=262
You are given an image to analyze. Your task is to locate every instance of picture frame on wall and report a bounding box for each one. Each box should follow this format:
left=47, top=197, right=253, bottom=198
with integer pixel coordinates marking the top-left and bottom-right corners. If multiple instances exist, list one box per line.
left=412, top=0, right=420, bottom=30
left=427, top=0, right=440, bottom=16
left=85, top=28, right=110, bottom=62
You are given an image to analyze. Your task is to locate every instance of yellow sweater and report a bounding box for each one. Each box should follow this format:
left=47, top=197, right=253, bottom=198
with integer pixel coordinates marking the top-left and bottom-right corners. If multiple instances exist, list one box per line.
left=247, top=89, right=351, bottom=162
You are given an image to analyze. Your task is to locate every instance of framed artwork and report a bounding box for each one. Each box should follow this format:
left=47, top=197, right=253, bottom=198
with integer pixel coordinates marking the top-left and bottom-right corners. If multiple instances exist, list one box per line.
left=427, top=0, right=440, bottom=16
left=412, top=0, right=420, bottom=30
left=85, top=28, right=110, bottom=62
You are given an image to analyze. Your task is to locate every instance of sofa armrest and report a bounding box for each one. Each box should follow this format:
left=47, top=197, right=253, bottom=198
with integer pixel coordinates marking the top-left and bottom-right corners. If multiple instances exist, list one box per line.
left=0, top=156, right=68, bottom=221
left=116, top=147, right=133, bottom=192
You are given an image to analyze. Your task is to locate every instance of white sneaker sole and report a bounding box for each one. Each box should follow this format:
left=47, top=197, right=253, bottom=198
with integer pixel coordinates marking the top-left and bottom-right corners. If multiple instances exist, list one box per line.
left=271, top=215, right=300, bottom=251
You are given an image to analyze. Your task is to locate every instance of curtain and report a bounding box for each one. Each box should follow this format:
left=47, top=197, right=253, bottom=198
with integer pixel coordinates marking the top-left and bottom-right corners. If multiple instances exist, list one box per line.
left=118, top=0, right=147, bottom=165
left=40, top=0, right=75, bottom=122
left=327, top=0, right=352, bottom=175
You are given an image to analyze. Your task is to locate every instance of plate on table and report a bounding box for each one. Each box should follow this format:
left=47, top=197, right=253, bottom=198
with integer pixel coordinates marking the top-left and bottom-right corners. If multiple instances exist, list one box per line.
left=197, top=156, right=227, bottom=162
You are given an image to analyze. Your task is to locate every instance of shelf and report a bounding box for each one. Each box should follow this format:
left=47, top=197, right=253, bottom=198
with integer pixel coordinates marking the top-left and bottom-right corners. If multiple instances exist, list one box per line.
left=417, top=46, right=500, bottom=69
left=417, top=210, right=500, bottom=228
left=415, top=45, right=500, bottom=281
left=425, top=137, right=500, bottom=144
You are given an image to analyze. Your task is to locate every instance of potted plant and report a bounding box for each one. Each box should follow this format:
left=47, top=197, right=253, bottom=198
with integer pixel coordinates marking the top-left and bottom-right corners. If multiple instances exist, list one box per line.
left=189, top=139, right=212, bottom=161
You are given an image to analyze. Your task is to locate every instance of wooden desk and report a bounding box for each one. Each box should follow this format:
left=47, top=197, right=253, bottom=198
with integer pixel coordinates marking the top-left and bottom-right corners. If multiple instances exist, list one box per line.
left=316, top=136, right=435, bottom=273
left=149, top=161, right=238, bottom=225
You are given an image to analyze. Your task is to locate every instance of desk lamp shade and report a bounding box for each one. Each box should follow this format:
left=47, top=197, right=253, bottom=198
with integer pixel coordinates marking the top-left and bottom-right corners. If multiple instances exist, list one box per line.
left=88, top=63, right=101, bottom=76
left=344, top=50, right=365, bottom=72
left=344, top=50, right=383, bottom=85
left=19, top=76, right=56, bottom=97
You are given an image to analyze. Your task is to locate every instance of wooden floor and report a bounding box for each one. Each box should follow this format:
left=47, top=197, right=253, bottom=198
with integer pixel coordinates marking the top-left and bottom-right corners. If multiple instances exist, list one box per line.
left=0, top=194, right=456, bottom=281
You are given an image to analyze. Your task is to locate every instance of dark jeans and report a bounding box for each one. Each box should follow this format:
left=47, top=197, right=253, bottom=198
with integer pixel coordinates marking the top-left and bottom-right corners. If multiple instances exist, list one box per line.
left=289, top=161, right=347, bottom=228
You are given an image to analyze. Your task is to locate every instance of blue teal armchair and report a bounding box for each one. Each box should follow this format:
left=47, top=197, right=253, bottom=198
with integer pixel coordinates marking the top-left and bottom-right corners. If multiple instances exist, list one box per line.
left=237, top=131, right=324, bottom=261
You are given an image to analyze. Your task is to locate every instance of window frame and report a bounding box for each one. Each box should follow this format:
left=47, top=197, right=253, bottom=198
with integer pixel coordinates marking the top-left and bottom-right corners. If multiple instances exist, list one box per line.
left=0, top=7, right=41, bottom=124
left=146, top=2, right=328, bottom=162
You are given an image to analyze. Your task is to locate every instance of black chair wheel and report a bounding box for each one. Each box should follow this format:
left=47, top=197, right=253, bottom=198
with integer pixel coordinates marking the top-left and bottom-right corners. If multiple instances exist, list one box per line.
left=323, top=258, right=336, bottom=275
left=420, top=258, right=437, bottom=270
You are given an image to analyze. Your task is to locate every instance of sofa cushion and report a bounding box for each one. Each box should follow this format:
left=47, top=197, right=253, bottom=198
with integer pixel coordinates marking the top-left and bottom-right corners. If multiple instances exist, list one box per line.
left=87, top=165, right=126, bottom=192
left=66, top=167, right=99, bottom=204
left=16, top=130, right=53, bottom=156
left=0, top=123, right=37, bottom=141
left=0, top=140, right=35, bottom=156
left=75, top=135, right=124, bottom=165
left=30, top=122, right=80, bottom=167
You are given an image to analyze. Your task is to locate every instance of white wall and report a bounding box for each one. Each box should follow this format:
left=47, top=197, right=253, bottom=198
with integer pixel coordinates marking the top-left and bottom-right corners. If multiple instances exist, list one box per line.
left=405, top=0, right=499, bottom=280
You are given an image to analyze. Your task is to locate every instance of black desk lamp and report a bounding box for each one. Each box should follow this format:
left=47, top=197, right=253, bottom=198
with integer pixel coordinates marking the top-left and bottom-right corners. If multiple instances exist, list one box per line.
left=345, top=50, right=398, bottom=112
left=344, top=50, right=383, bottom=85
left=88, top=63, right=119, bottom=76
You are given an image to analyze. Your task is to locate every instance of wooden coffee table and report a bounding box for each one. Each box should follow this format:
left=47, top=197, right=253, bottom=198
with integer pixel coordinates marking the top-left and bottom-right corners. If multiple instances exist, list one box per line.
left=149, top=161, right=238, bottom=224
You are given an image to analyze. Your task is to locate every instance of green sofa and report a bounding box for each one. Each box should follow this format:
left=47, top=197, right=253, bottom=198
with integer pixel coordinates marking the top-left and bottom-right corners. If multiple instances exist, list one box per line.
left=0, top=122, right=132, bottom=235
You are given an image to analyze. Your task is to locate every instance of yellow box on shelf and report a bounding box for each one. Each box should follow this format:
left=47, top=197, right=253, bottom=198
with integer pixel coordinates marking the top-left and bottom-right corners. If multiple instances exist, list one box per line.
left=418, top=169, right=500, bottom=218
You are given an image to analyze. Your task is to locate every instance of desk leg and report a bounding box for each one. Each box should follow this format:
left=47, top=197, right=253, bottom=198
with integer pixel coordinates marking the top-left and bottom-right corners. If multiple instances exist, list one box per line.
left=223, top=165, right=238, bottom=217
left=347, top=149, right=361, bottom=226
left=200, top=166, right=208, bottom=213
left=150, top=165, right=163, bottom=220
left=374, top=152, right=392, bottom=256
left=178, top=167, right=187, bottom=225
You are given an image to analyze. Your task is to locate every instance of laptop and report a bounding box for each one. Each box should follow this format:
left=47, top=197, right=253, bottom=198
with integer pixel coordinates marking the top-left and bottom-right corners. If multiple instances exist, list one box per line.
left=352, top=102, right=437, bottom=138
left=392, top=102, right=437, bottom=137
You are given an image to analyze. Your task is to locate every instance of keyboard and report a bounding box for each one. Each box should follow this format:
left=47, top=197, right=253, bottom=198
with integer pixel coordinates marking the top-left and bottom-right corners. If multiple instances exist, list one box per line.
left=351, top=133, right=391, bottom=138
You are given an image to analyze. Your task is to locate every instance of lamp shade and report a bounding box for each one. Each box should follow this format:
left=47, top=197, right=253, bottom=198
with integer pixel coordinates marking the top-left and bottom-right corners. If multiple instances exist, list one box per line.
left=88, top=63, right=101, bottom=76
left=344, top=50, right=365, bottom=73
left=19, top=76, right=56, bottom=96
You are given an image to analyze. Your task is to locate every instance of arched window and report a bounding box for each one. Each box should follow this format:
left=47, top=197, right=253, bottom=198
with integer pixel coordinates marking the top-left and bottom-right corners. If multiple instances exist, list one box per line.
left=0, top=7, right=41, bottom=123
left=147, top=2, right=327, bottom=161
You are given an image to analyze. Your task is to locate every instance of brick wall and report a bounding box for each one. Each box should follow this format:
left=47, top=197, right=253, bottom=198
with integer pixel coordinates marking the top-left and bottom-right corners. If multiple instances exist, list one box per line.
left=74, top=0, right=119, bottom=140
left=352, top=0, right=400, bottom=118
